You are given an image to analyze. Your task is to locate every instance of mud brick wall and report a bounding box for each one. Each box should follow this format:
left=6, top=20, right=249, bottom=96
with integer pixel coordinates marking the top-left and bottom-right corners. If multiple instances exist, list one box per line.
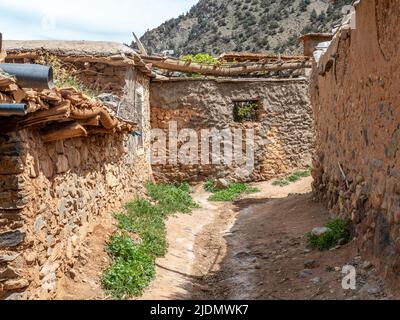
left=0, top=68, right=152, bottom=300
left=70, top=62, right=128, bottom=94
left=310, top=0, right=400, bottom=285
left=151, top=78, right=314, bottom=183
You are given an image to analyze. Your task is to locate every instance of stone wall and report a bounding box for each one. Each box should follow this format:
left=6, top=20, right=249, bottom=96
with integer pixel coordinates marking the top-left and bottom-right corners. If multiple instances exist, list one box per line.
left=310, top=0, right=400, bottom=286
left=0, top=66, right=152, bottom=299
left=150, top=78, right=314, bottom=183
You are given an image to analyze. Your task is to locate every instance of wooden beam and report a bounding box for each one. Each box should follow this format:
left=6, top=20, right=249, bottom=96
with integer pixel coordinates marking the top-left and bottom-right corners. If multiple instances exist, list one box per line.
left=141, top=56, right=311, bottom=76
left=132, top=32, right=148, bottom=56
left=41, top=122, right=87, bottom=142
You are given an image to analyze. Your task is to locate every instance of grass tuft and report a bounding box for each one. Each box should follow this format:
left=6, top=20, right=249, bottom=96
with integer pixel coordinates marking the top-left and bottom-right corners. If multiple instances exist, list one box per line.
left=205, top=180, right=259, bottom=202
left=102, top=183, right=198, bottom=299
left=272, top=167, right=312, bottom=187
left=306, top=219, right=352, bottom=251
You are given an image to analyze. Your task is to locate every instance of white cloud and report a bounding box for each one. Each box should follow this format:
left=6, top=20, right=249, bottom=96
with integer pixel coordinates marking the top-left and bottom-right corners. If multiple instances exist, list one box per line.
left=0, top=0, right=197, bottom=43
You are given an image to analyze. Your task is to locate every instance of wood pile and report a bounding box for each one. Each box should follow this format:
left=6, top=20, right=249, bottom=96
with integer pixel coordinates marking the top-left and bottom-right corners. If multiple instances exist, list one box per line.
left=141, top=54, right=311, bottom=78
left=0, top=72, right=135, bottom=142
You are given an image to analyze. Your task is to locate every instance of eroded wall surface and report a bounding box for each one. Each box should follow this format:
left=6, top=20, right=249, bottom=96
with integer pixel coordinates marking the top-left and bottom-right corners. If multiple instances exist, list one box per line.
left=311, top=0, right=400, bottom=284
left=0, top=67, right=152, bottom=299
left=151, top=78, right=314, bottom=183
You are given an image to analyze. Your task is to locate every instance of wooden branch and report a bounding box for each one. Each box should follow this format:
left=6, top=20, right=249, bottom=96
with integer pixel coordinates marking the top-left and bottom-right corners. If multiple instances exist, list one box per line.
left=132, top=32, right=148, bottom=56
left=141, top=56, right=311, bottom=76
left=41, top=122, right=87, bottom=142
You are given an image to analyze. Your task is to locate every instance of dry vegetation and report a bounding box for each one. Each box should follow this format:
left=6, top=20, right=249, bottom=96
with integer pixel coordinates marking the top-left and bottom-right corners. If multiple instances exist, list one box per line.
left=139, top=0, right=353, bottom=56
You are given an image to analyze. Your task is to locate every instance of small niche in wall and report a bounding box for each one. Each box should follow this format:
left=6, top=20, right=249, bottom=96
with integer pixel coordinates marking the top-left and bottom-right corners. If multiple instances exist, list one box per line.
left=232, top=100, right=260, bottom=123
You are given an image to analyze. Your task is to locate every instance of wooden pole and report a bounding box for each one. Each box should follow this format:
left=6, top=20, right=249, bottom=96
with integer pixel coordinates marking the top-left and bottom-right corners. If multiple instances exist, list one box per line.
left=141, top=56, right=311, bottom=77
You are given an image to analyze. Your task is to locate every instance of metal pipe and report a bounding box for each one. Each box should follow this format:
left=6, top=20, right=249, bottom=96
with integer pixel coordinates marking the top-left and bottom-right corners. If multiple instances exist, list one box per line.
left=0, top=104, right=28, bottom=116
left=0, top=63, right=54, bottom=90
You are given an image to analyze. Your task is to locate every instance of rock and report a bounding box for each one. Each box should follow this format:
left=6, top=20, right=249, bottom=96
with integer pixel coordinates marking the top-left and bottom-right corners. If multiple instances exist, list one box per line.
left=368, top=288, right=380, bottom=295
left=0, top=255, right=18, bottom=263
left=304, top=259, right=320, bottom=269
left=359, top=283, right=381, bottom=296
left=69, top=269, right=77, bottom=280
left=360, top=283, right=381, bottom=296
left=34, top=216, right=45, bottom=234
left=311, top=227, right=331, bottom=237
left=234, top=251, right=251, bottom=258
left=40, top=263, right=59, bottom=279
left=214, top=178, right=230, bottom=190
left=0, top=231, right=25, bottom=248
left=5, top=293, right=24, bottom=300
left=299, top=269, right=313, bottom=278
left=0, top=267, right=19, bottom=281
left=41, top=273, right=57, bottom=291
left=56, top=155, right=69, bottom=174
left=361, top=261, right=373, bottom=270
left=3, top=278, right=29, bottom=291
left=311, top=277, right=322, bottom=285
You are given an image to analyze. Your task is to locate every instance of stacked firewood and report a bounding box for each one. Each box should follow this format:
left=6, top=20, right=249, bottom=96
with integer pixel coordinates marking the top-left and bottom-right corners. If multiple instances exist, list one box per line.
left=0, top=72, right=135, bottom=142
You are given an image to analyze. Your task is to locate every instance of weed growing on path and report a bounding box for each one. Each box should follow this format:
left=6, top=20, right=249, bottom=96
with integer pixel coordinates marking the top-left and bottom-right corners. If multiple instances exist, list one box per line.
left=272, top=167, right=312, bottom=187
left=307, top=219, right=352, bottom=251
left=102, top=183, right=198, bottom=299
left=205, top=180, right=259, bottom=202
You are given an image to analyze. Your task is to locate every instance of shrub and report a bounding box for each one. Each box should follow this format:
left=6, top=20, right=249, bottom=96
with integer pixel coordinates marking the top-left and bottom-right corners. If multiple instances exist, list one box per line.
left=272, top=167, right=312, bottom=187
left=102, top=183, right=199, bottom=298
left=307, top=219, right=352, bottom=251
left=208, top=182, right=259, bottom=202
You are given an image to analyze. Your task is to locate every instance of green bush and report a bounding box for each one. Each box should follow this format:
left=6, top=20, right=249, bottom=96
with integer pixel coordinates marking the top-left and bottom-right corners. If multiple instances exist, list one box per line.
left=102, top=183, right=199, bottom=299
left=181, top=53, right=218, bottom=65
left=272, top=167, right=312, bottom=187
left=307, top=219, right=352, bottom=251
left=208, top=182, right=259, bottom=202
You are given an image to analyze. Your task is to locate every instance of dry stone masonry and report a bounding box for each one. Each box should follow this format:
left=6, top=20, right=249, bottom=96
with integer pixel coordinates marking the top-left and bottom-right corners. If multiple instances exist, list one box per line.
left=0, top=42, right=152, bottom=299
left=151, top=78, right=314, bottom=183
left=311, top=0, right=400, bottom=287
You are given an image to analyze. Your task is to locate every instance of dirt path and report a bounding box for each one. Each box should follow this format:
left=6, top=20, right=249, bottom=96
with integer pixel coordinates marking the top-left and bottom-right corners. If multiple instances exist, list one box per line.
left=58, top=178, right=399, bottom=300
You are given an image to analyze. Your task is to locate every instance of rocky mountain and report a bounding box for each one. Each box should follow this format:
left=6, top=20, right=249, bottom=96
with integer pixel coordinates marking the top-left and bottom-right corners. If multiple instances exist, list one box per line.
left=138, top=0, right=353, bottom=56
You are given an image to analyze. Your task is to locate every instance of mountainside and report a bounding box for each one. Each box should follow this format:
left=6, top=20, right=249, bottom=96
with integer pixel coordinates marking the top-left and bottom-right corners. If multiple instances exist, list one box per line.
left=138, top=0, right=353, bottom=56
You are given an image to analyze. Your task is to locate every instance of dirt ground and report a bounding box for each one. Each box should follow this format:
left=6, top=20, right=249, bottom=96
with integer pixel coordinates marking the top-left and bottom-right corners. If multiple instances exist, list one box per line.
left=58, top=177, right=400, bottom=300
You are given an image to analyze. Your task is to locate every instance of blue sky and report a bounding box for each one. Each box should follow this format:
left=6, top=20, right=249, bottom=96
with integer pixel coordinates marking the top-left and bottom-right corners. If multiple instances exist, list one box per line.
left=0, top=0, right=198, bottom=43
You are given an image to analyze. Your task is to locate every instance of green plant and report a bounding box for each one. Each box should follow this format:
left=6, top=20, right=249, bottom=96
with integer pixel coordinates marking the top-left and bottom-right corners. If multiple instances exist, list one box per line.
left=307, top=219, right=352, bottom=251
left=325, top=265, right=335, bottom=273
left=204, top=179, right=217, bottom=193
left=272, top=179, right=290, bottom=187
left=102, top=183, right=199, bottom=299
left=233, top=101, right=258, bottom=123
left=208, top=183, right=259, bottom=202
left=272, top=167, right=312, bottom=187
left=181, top=53, right=218, bottom=65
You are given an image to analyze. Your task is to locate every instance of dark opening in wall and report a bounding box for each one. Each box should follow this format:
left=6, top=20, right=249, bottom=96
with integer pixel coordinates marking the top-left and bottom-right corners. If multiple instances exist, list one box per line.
left=232, top=100, right=260, bottom=123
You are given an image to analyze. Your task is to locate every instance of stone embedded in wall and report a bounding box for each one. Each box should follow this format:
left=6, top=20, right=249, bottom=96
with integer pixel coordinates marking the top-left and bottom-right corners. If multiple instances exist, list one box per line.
left=0, top=157, right=24, bottom=175
left=0, top=176, right=25, bottom=191
left=310, top=0, right=400, bottom=286
left=0, top=191, right=30, bottom=210
left=0, top=231, right=25, bottom=248
left=0, top=52, right=152, bottom=299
